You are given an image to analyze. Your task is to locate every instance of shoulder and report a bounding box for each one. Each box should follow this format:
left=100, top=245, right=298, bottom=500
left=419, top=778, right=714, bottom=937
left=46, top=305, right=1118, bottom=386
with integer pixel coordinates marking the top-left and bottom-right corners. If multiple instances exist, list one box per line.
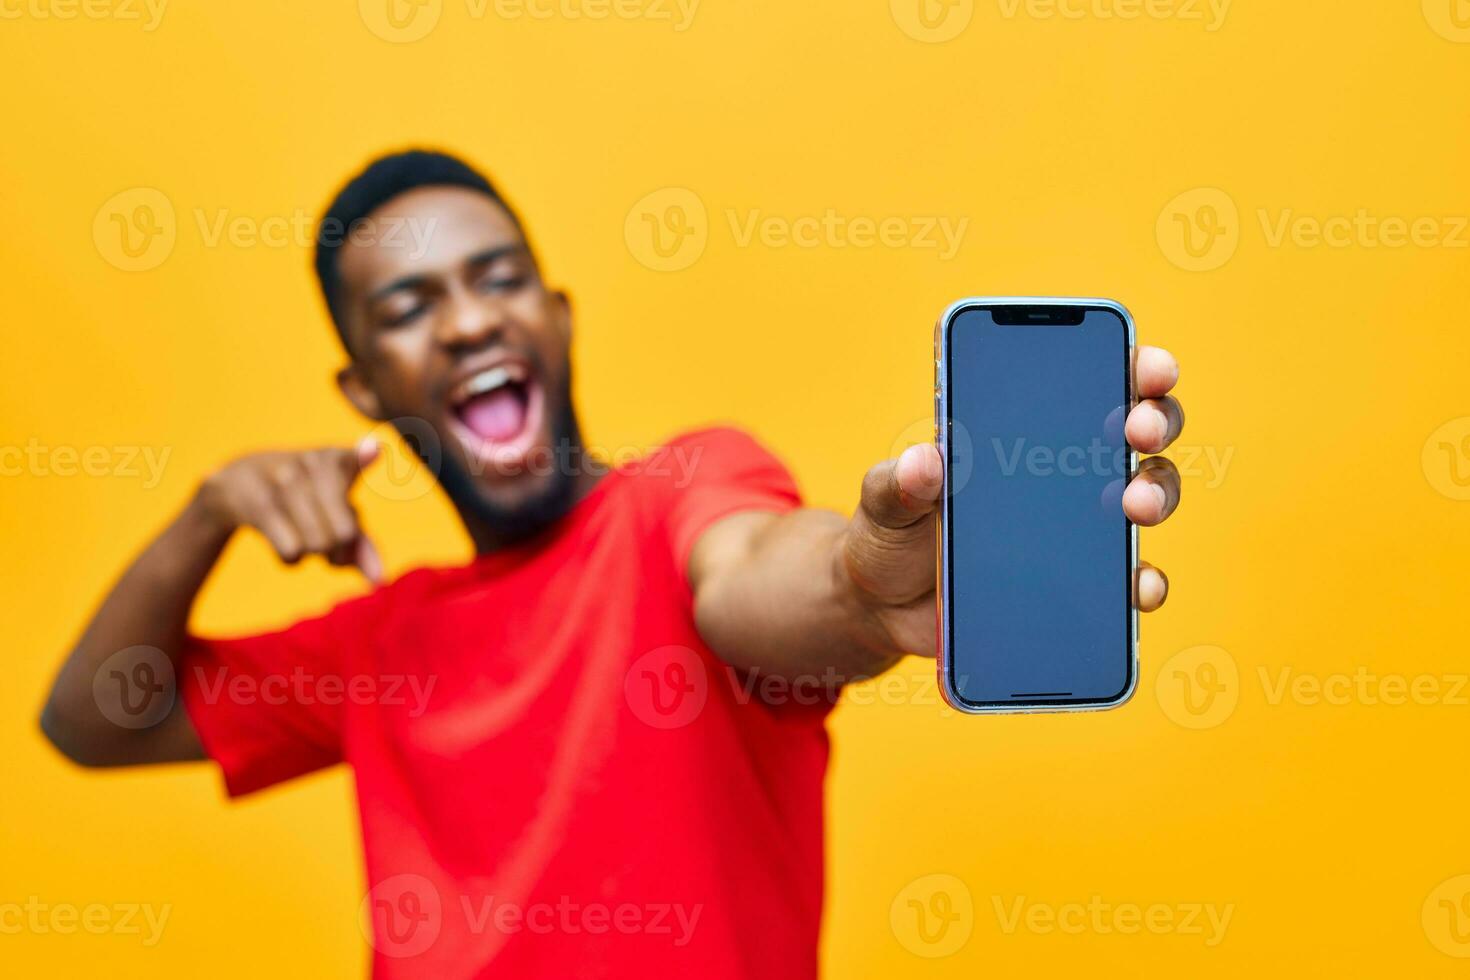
left=660, top=425, right=770, bottom=452
left=634, top=426, right=795, bottom=489
left=623, top=426, right=801, bottom=575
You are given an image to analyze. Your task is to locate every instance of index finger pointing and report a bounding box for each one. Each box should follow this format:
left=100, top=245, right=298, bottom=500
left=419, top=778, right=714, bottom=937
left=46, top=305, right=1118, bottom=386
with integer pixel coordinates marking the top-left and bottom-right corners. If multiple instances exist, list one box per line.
left=1135, top=346, right=1180, bottom=398
left=328, top=437, right=380, bottom=480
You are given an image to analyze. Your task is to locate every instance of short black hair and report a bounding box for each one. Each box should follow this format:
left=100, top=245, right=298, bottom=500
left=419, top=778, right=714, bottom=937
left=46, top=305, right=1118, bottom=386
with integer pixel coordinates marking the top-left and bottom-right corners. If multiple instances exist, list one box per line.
left=313, top=149, right=522, bottom=349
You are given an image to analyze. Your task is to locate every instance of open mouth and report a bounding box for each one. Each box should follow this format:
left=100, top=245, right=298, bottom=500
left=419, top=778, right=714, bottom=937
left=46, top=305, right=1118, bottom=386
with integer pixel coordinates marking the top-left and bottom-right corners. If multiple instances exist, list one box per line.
left=446, top=361, right=545, bottom=472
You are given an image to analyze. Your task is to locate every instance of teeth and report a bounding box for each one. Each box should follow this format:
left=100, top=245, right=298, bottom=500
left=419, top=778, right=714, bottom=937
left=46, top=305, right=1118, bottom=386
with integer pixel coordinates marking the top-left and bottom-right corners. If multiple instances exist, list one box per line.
left=458, top=366, right=517, bottom=402
left=450, top=362, right=530, bottom=406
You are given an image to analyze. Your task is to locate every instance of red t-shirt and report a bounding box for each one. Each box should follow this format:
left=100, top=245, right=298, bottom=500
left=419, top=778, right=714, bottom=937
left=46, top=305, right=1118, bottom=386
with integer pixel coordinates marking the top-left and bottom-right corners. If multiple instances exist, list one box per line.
left=180, top=427, right=830, bottom=979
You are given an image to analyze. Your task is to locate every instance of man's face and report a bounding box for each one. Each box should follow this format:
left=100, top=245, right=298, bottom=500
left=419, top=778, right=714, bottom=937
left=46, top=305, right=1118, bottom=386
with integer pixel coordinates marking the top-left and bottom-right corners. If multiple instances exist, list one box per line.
left=334, top=186, right=581, bottom=537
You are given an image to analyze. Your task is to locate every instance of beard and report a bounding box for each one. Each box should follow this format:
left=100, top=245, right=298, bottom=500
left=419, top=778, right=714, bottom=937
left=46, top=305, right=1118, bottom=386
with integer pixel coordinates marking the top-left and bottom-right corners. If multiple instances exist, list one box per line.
left=402, top=372, right=598, bottom=549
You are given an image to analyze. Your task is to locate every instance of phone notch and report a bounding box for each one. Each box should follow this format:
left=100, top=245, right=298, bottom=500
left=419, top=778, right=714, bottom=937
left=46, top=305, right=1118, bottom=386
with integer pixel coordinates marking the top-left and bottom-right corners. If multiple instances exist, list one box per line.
left=989, top=305, right=1087, bottom=326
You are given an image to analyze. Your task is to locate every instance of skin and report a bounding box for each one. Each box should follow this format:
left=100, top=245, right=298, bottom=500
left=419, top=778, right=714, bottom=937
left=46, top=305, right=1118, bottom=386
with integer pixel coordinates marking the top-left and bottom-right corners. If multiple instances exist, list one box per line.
left=40, top=185, right=1183, bottom=767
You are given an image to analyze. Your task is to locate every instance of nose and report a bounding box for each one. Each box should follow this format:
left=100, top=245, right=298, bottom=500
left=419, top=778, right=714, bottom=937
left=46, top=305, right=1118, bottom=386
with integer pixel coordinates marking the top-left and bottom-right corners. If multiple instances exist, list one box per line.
left=433, top=281, right=506, bottom=350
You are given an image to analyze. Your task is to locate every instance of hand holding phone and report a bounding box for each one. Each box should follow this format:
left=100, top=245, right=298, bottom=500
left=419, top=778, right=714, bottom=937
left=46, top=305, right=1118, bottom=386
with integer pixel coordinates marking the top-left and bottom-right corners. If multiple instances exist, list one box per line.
left=934, top=298, right=1182, bottom=712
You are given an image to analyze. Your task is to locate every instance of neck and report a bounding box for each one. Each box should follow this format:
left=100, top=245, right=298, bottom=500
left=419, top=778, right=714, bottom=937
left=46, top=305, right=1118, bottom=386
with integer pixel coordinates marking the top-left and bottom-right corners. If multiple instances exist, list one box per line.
left=462, top=467, right=605, bottom=556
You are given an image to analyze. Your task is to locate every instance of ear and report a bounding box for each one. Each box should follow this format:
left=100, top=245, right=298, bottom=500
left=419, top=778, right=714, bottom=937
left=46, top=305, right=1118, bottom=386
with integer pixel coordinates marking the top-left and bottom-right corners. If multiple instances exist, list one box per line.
left=336, top=363, right=386, bottom=421
left=549, top=289, right=573, bottom=344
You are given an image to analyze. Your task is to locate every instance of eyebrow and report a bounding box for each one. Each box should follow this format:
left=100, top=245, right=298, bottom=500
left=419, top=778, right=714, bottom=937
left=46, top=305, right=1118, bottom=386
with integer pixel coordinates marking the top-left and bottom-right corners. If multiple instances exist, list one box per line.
left=367, top=244, right=528, bottom=302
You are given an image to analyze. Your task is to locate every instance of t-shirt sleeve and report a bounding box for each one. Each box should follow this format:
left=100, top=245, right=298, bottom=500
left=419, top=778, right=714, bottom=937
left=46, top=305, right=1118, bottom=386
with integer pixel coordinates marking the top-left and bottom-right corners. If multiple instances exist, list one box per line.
left=179, top=592, right=380, bottom=798
left=658, top=426, right=803, bottom=578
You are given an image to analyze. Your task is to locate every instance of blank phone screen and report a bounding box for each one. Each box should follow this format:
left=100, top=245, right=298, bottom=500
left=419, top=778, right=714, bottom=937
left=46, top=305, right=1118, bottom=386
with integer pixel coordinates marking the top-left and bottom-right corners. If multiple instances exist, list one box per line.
left=944, top=305, right=1133, bottom=707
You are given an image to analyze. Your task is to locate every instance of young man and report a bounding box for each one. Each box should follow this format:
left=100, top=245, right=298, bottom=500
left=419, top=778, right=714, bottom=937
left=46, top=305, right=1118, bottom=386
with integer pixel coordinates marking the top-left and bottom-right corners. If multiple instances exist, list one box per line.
left=41, top=151, right=1185, bottom=978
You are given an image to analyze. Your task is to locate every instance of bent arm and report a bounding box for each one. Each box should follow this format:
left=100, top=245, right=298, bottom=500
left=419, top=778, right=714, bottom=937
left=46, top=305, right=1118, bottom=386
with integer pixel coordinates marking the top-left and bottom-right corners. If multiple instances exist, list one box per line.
left=42, top=442, right=379, bottom=768
left=39, top=493, right=228, bottom=767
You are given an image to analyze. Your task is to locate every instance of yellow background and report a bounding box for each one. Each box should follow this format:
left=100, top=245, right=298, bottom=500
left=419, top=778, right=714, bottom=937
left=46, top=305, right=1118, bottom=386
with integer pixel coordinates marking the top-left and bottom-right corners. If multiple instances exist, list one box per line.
left=4, top=0, right=1470, bottom=974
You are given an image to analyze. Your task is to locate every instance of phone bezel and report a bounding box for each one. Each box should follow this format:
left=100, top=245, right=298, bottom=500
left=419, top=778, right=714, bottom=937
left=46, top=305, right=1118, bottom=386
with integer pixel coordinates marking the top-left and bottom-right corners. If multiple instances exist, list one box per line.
left=934, top=297, right=1139, bottom=714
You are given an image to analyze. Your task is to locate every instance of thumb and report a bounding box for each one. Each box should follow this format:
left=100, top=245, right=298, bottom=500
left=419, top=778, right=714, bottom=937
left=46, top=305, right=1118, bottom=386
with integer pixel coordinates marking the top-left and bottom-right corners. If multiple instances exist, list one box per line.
left=860, top=443, right=943, bottom=530
left=844, top=443, right=943, bottom=606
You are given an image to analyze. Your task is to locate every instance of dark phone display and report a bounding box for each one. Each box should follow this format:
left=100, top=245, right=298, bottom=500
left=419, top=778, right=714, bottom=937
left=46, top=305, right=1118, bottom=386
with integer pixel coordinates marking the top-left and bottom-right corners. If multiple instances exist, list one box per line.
left=944, top=306, right=1133, bottom=707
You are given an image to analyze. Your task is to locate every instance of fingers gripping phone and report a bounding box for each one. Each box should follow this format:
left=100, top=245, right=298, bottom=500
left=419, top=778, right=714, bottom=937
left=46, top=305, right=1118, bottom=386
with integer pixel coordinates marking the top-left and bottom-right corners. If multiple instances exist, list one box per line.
left=936, top=298, right=1138, bottom=713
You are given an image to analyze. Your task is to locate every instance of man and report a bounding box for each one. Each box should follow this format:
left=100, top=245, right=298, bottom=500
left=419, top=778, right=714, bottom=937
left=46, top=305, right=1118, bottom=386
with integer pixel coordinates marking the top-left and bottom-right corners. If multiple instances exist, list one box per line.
left=41, top=150, right=1184, bottom=977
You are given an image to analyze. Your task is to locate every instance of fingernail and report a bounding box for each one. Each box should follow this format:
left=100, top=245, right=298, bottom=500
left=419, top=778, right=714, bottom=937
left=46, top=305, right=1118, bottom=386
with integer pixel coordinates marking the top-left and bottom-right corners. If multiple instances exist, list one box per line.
left=1150, top=482, right=1168, bottom=513
left=357, top=538, right=383, bottom=584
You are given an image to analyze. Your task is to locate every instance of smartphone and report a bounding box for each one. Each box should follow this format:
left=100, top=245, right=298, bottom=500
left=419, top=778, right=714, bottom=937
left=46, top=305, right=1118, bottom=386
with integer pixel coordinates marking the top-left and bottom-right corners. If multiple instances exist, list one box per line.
left=935, top=297, right=1138, bottom=713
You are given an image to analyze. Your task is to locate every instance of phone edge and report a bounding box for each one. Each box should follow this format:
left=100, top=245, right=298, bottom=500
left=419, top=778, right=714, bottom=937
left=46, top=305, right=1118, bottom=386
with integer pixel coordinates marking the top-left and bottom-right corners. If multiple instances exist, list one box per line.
left=934, top=296, right=1140, bottom=716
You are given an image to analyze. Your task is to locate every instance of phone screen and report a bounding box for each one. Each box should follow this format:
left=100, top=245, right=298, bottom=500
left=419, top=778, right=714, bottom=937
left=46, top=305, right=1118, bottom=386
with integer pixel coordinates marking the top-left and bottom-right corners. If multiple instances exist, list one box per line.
left=943, top=304, right=1134, bottom=708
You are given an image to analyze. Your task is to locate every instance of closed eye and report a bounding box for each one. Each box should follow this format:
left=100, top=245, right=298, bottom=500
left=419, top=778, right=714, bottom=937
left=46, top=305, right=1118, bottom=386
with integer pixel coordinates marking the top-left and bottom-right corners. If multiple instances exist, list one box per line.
left=467, top=247, right=535, bottom=295
left=379, top=294, right=433, bottom=327
left=386, top=303, right=428, bottom=327
left=476, top=274, right=529, bottom=294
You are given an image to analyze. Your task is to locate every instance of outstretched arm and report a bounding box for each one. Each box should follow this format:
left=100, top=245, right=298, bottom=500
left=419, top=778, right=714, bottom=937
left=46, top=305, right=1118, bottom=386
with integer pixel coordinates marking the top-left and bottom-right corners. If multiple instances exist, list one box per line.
left=690, top=346, right=1184, bottom=684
